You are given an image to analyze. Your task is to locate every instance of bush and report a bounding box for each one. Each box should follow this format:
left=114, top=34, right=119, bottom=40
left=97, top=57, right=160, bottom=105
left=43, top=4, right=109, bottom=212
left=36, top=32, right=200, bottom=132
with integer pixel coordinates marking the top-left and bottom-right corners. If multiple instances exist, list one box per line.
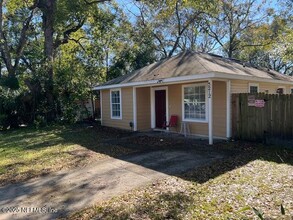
left=0, top=114, right=9, bottom=130
left=34, top=115, right=47, bottom=129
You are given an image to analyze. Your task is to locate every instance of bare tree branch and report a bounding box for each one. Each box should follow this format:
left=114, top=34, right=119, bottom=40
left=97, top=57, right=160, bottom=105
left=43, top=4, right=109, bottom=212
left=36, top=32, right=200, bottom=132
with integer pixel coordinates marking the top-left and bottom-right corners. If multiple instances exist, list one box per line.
left=68, top=37, right=87, bottom=52
left=153, top=32, right=168, bottom=57
left=83, top=0, right=111, bottom=5
left=54, top=18, right=86, bottom=49
left=242, top=42, right=272, bottom=47
left=14, top=10, right=35, bottom=72
left=168, top=3, right=205, bottom=57
left=137, top=4, right=168, bottom=57
left=21, top=56, right=36, bottom=73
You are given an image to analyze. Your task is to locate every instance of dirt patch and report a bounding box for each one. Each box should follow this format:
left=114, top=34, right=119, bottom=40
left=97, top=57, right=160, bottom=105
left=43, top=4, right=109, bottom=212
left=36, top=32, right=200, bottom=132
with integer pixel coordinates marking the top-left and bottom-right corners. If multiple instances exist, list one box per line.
left=67, top=149, right=97, bottom=157
left=118, top=135, right=185, bottom=149
left=104, top=132, right=210, bottom=152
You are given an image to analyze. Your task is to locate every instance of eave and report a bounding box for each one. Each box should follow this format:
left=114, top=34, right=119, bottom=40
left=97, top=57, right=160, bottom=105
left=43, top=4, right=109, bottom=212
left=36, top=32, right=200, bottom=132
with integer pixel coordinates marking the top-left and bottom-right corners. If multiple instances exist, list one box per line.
left=93, top=72, right=293, bottom=90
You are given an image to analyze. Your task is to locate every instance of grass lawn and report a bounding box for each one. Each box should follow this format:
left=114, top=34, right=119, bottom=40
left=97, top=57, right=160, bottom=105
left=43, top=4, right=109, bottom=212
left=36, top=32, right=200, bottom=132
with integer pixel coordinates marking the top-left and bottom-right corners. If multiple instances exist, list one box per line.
left=68, top=145, right=293, bottom=220
left=0, top=124, right=135, bottom=186
left=1, top=125, right=292, bottom=219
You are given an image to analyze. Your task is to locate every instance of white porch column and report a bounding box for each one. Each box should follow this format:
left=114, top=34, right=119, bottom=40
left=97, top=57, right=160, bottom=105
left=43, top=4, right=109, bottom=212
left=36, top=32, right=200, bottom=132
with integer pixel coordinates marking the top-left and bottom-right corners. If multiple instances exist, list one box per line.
left=133, top=87, right=137, bottom=131
left=208, top=80, right=213, bottom=145
left=150, top=88, right=155, bottom=128
left=226, top=80, right=231, bottom=139
left=100, top=90, right=103, bottom=126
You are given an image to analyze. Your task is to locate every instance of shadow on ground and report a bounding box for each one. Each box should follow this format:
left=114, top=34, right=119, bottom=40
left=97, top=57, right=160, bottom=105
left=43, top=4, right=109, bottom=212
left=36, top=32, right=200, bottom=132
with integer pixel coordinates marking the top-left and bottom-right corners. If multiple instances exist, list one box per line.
left=63, top=123, right=293, bottom=220
left=59, top=123, right=293, bottom=182
left=0, top=123, right=292, bottom=220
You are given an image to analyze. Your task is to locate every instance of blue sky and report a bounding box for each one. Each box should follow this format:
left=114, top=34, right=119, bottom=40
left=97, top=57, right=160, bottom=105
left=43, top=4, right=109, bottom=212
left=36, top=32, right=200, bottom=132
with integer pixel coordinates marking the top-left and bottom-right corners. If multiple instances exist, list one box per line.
left=114, top=0, right=288, bottom=57
left=115, top=0, right=141, bottom=21
left=115, top=0, right=284, bottom=18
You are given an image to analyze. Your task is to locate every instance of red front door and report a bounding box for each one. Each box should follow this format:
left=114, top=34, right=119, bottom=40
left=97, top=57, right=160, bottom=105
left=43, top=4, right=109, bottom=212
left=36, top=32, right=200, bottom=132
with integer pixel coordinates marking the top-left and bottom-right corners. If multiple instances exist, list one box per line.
left=155, top=90, right=166, bottom=128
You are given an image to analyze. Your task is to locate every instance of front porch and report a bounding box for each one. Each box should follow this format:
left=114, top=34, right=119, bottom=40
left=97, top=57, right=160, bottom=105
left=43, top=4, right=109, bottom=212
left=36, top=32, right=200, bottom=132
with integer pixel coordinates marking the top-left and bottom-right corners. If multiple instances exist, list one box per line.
left=133, top=80, right=232, bottom=144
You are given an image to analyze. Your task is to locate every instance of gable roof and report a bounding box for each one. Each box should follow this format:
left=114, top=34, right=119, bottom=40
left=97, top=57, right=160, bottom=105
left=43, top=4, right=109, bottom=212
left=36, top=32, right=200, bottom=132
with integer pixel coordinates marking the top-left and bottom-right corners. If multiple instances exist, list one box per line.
left=94, top=51, right=293, bottom=90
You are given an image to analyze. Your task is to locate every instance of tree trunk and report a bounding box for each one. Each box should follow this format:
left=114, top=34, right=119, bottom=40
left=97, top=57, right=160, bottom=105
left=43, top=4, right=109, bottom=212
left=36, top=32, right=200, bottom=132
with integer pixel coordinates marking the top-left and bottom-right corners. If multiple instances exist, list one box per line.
left=228, top=48, right=233, bottom=58
left=0, top=1, right=14, bottom=77
left=39, top=0, right=56, bottom=121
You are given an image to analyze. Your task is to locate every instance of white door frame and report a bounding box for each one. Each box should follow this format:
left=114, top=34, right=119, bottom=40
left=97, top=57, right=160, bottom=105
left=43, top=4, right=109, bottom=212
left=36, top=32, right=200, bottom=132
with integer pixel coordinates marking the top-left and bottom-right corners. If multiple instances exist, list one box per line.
left=151, top=86, right=169, bottom=129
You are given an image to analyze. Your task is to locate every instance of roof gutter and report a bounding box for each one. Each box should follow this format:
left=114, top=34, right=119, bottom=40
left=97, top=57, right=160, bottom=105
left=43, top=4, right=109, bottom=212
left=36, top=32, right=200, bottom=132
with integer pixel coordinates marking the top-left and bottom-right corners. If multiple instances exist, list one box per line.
left=93, top=72, right=293, bottom=90
left=93, top=73, right=215, bottom=90
left=213, top=72, right=293, bottom=85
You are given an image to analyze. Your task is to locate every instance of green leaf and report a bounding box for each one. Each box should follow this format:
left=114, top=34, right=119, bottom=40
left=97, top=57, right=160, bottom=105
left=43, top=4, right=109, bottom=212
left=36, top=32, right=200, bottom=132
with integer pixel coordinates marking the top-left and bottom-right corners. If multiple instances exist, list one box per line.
left=281, top=204, right=285, bottom=215
left=252, top=207, right=264, bottom=220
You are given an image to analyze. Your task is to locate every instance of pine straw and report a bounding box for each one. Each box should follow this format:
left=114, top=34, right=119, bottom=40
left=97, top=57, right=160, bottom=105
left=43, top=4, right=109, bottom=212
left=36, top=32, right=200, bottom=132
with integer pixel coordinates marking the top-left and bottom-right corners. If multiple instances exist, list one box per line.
left=68, top=147, right=293, bottom=220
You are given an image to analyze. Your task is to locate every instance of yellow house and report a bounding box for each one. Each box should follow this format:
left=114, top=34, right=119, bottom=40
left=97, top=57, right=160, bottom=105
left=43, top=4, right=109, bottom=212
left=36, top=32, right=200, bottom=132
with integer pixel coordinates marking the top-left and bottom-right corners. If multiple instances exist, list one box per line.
left=93, top=51, right=293, bottom=144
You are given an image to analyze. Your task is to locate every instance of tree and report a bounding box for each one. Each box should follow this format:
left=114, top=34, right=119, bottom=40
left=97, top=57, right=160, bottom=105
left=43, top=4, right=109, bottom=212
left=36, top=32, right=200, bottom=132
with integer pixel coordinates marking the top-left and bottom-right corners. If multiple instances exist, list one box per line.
left=32, top=0, right=111, bottom=120
left=0, top=0, right=35, bottom=88
left=0, top=0, right=114, bottom=126
left=201, top=0, right=271, bottom=58
left=238, top=7, right=293, bottom=75
left=133, top=0, right=218, bottom=59
left=107, top=17, right=157, bottom=80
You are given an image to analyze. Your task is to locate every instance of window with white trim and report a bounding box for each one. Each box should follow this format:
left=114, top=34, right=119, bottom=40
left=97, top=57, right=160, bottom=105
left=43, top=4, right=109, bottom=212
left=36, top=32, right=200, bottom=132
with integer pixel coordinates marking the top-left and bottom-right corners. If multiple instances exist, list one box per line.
left=249, top=83, right=259, bottom=94
left=110, top=89, right=122, bottom=119
left=183, top=84, right=207, bottom=121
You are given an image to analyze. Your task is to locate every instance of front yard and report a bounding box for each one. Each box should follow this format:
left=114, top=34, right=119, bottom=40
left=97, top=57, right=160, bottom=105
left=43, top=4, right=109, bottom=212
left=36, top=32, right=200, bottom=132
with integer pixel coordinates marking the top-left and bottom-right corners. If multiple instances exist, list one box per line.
left=0, top=124, right=292, bottom=219
left=69, top=146, right=293, bottom=220
left=0, top=124, right=134, bottom=186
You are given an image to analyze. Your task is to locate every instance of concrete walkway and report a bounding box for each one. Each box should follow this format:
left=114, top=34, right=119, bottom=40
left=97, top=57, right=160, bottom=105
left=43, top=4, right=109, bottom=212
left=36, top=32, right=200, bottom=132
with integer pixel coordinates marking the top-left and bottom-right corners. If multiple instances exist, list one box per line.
left=0, top=149, right=225, bottom=220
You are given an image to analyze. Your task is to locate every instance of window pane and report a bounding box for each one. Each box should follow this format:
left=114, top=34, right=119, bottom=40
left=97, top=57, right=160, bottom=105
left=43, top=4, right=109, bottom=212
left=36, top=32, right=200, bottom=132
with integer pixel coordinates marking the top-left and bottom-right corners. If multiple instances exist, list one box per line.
left=250, top=86, right=258, bottom=94
left=277, top=88, right=284, bottom=94
left=184, top=85, right=206, bottom=120
left=111, top=90, right=121, bottom=117
left=199, top=86, right=205, bottom=93
left=200, top=94, right=205, bottom=101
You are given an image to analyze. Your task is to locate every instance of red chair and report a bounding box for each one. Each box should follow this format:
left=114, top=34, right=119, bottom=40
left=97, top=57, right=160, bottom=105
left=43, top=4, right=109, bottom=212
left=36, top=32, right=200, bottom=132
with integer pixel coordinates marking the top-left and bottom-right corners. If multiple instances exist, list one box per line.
left=163, top=115, right=178, bottom=129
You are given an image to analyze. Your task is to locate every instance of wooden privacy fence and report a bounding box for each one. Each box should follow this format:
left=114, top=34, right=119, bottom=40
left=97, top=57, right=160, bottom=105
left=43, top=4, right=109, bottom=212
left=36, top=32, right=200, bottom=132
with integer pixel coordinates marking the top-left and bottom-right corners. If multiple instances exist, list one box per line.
left=232, top=93, right=293, bottom=141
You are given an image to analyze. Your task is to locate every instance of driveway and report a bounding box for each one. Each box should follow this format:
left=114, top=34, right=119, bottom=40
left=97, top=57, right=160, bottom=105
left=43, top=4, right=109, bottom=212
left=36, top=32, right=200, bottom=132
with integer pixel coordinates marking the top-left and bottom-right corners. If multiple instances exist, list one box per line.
left=0, top=148, right=226, bottom=220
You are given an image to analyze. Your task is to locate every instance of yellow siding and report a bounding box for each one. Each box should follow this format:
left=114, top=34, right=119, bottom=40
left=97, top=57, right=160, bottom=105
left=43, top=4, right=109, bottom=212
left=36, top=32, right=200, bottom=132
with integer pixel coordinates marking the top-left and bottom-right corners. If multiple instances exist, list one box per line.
left=189, top=123, right=209, bottom=136
left=100, top=79, right=292, bottom=138
left=168, top=84, right=182, bottom=133
left=168, top=83, right=209, bottom=136
left=137, top=87, right=151, bottom=130
left=231, top=80, right=292, bottom=94
left=213, top=81, right=227, bottom=137
left=231, top=80, right=249, bottom=93
left=168, top=81, right=226, bottom=137
left=101, top=88, right=133, bottom=130
left=259, top=83, right=291, bottom=94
